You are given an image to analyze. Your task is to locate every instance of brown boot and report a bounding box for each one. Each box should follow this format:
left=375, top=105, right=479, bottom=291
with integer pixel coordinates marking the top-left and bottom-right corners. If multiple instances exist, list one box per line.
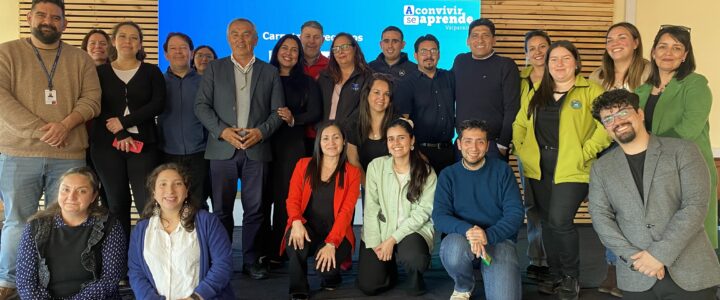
left=598, top=265, right=623, bottom=297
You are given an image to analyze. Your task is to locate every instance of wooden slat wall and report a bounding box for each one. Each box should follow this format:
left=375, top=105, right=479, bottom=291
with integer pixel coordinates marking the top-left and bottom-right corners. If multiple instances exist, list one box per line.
left=19, top=0, right=159, bottom=64
left=483, top=0, right=614, bottom=76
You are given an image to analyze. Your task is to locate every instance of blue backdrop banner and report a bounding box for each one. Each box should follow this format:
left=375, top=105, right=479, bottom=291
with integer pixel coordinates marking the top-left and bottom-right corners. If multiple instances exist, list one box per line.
left=158, top=0, right=481, bottom=70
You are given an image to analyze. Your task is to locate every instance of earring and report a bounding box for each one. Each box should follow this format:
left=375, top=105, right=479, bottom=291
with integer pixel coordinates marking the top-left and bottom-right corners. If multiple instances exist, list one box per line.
left=682, top=59, right=686, bottom=62
left=152, top=201, right=160, bottom=216
left=180, top=201, right=190, bottom=220
left=411, top=145, right=415, bottom=150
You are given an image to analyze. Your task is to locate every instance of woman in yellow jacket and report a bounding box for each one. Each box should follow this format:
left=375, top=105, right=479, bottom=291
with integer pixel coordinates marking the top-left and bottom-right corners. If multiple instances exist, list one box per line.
left=518, top=29, right=552, bottom=282
left=512, top=40, right=611, bottom=299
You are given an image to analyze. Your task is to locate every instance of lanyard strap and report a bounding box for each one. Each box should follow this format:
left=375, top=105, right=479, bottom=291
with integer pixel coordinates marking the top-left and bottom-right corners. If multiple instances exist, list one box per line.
left=30, top=41, right=63, bottom=90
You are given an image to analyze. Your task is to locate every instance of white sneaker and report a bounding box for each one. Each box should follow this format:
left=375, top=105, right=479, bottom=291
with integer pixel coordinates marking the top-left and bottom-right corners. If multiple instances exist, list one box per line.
left=450, top=290, right=472, bottom=300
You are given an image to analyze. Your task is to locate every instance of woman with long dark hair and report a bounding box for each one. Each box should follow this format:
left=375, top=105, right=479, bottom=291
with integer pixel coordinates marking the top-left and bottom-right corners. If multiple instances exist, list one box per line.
left=513, top=29, right=551, bottom=282
left=347, top=73, right=397, bottom=175
left=635, top=25, right=717, bottom=249
left=265, top=34, right=322, bottom=264
left=357, top=118, right=435, bottom=296
left=512, top=41, right=610, bottom=299
left=90, top=21, right=165, bottom=239
left=317, top=33, right=372, bottom=132
left=281, top=121, right=361, bottom=300
left=128, top=163, right=234, bottom=299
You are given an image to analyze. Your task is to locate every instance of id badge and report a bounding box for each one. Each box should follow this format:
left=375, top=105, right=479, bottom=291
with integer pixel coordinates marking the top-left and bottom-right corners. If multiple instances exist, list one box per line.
left=44, top=89, right=57, bottom=105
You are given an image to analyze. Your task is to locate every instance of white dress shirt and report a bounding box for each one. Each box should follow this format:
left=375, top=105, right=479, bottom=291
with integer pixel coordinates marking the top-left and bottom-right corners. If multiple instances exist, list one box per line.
left=143, top=215, right=200, bottom=299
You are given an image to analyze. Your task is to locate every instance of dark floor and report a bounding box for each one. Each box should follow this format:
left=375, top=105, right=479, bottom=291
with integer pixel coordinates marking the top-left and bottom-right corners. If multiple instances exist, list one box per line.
left=228, top=225, right=621, bottom=300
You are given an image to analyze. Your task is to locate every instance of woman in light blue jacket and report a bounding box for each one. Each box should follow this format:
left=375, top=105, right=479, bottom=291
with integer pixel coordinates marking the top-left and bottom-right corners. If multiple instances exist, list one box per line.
left=357, top=118, right=436, bottom=296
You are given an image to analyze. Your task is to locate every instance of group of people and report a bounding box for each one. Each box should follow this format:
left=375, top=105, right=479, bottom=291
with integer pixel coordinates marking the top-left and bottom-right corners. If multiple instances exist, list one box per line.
left=0, top=0, right=718, bottom=300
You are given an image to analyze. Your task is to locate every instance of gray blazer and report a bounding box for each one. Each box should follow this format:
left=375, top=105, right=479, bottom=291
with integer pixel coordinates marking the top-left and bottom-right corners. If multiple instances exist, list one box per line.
left=588, top=135, right=720, bottom=292
left=195, top=57, right=284, bottom=161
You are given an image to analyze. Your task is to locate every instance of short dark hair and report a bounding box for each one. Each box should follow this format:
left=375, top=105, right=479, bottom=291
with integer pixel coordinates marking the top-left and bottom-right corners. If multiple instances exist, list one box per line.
left=191, top=45, right=217, bottom=70
left=468, top=18, right=495, bottom=37
left=31, top=0, right=65, bottom=15
left=457, top=119, right=490, bottom=139
left=591, top=89, right=640, bottom=122
left=524, top=30, right=551, bottom=52
left=647, top=26, right=695, bottom=86
left=163, top=32, right=194, bottom=53
left=300, top=20, right=323, bottom=34
left=381, top=26, right=404, bottom=40
left=414, top=34, right=440, bottom=53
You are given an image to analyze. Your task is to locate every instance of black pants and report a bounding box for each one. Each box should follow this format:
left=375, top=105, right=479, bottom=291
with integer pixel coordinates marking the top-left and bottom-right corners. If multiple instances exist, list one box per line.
left=210, top=149, right=267, bottom=263
left=623, top=271, right=716, bottom=300
left=356, top=233, right=430, bottom=295
left=527, top=148, right=587, bottom=278
left=417, top=144, right=456, bottom=174
left=285, top=228, right=352, bottom=295
left=91, top=142, right=159, bottom=240
left=85, top=148, right=108, bottom=208
left=162, top=152, right=210, bottom=210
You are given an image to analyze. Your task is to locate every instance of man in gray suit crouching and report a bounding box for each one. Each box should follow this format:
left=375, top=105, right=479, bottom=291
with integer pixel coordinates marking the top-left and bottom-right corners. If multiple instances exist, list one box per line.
left=588, top=89, right=720, bottom=299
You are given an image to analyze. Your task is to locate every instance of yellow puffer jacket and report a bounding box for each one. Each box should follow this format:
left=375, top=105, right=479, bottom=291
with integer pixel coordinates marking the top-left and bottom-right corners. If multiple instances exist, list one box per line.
left=512, top=75, right=611, bottom=183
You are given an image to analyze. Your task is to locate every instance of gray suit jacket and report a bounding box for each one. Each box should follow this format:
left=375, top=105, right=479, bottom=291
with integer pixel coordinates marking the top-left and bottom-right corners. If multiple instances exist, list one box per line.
left=195, top=57, right=284, bottom=161
left=588, top=135, right=720, bottom=292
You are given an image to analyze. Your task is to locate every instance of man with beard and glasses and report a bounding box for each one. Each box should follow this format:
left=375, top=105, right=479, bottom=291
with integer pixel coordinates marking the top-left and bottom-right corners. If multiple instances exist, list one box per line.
left=0, top=0, right=101, bottom=298
left=394, top=34, right=455, bottom=174
left=588, top=89, right=720, bottom=299
left=432, top=120, right=524, bottom=300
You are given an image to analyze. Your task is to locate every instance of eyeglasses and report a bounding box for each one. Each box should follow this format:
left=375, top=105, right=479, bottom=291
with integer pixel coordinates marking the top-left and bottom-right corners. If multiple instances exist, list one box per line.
left=331, top=43, right=353, bottom=53
left=660, top=24, right=691, bottom=32
left=418, top=48, right=439, bottom=56
left=195, top=53, right=214, bottom=60
left=600, top=107, right=633, bottom=127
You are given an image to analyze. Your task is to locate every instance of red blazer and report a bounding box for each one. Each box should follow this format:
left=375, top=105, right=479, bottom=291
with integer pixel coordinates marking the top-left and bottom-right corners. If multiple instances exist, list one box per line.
left=280, top=157, right=361, bottom=255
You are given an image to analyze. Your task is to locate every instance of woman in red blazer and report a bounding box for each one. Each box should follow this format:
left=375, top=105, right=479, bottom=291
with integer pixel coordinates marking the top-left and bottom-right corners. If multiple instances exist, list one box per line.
left=280, top=121, right=361, bottom=300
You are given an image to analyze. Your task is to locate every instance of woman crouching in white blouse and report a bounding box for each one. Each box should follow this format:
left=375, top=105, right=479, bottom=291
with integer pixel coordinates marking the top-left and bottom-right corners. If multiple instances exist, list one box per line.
left=128, top=163, right=234, bottom=299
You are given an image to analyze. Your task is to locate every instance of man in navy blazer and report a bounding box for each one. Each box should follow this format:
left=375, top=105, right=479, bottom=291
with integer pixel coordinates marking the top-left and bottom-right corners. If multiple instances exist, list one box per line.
left=195, top=18, right=284, bottom=280
left=588, top=89, right=720, bottom=298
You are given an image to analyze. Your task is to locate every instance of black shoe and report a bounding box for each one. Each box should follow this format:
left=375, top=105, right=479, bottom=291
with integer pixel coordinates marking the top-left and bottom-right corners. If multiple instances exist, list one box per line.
left=289, top=293, right=308, bottom=300
left=537, top=277, right=561, bottom=295
left=242, top=260, right=269, bottom=280
left=558, top=275, right=579, bottom=300
left=526, top=265, right=550, bottom=280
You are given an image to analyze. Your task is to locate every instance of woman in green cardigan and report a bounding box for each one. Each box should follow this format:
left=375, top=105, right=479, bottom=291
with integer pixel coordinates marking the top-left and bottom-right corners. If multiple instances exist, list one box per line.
left=635, top=25, right=717, bottom=248
left=357, top=118, right=436, bottom=296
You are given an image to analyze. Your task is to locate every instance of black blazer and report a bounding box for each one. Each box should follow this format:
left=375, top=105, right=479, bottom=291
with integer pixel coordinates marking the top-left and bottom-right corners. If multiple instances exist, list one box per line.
left=91, top=62, right=166, bottom=146
left=317, top=69, right=371, bottom=132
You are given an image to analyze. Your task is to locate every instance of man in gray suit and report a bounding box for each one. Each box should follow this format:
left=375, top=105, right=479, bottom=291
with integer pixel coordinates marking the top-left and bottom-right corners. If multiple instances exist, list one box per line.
left=195, top=18, right=284, bottom=280
left=588, top=89, right=720, bottom=299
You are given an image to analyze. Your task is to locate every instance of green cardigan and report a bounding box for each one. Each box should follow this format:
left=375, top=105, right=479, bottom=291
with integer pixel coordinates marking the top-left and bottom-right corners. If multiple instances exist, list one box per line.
left=636, top=72, right=718, bottom=248
left=512, top=75, right=611, bottom=183
left=362, top=156, right=436, bottom=251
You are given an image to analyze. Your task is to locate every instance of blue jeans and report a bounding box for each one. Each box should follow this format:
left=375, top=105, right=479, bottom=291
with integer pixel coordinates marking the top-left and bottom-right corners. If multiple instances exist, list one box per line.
left=0, top=155, right=84, bottom=287
left=606, top=248, right=617, bottom=265
left=439, top=233, right=521, bottom=300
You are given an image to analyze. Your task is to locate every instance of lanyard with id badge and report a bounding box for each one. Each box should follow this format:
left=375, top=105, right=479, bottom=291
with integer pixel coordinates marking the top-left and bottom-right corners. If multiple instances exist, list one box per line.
left=30, top=41, right=62, bottom=105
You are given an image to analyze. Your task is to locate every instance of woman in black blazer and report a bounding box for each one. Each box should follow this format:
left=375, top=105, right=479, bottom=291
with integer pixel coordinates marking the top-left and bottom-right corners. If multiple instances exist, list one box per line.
left=90, top=21, right=165, bottom=238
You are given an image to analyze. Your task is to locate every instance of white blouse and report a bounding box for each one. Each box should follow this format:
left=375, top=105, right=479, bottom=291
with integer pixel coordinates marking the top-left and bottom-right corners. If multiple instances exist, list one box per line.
left=143, top=215, right=200, bottom=299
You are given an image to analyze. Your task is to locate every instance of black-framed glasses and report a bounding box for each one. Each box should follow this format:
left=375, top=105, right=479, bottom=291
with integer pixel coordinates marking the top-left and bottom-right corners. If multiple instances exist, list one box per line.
left=600, top=107, right=633, bottom=127
left=660, top=24, right=691, bottom=33
left=331, top=44, right=353, bottom=53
